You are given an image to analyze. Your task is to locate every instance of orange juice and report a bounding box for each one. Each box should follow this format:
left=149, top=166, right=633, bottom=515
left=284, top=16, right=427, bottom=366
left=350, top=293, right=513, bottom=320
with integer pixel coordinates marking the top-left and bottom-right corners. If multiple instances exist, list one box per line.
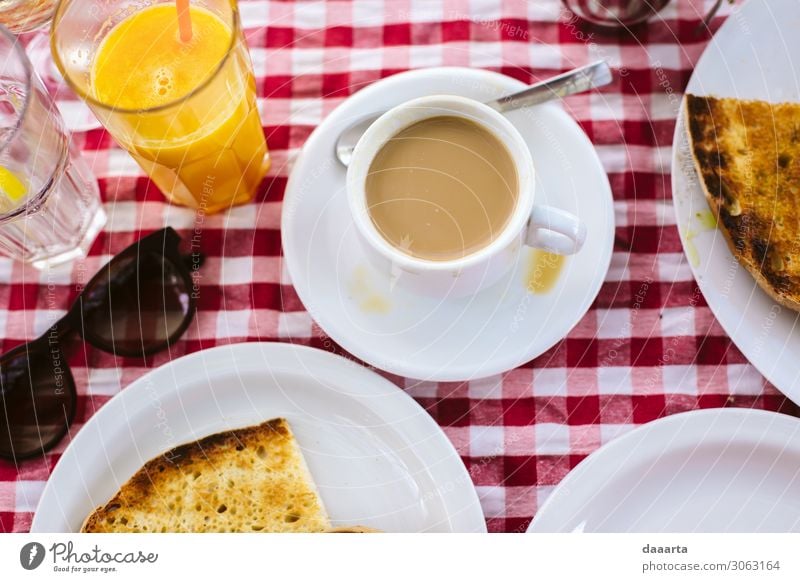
left=89, top=4, right=268, bottom=212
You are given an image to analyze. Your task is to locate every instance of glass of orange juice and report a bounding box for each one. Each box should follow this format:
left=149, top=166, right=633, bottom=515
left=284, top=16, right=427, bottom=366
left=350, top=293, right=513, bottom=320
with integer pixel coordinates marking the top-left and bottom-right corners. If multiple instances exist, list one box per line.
left=50, top=0, right=269, bottom=213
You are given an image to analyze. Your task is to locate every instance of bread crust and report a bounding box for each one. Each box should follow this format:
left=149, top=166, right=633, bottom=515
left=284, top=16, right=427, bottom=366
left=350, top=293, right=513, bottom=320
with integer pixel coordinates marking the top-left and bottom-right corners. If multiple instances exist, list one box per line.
left=685, top=94, right=800, bottom=312
left=81, top=418, right=330, bottom=533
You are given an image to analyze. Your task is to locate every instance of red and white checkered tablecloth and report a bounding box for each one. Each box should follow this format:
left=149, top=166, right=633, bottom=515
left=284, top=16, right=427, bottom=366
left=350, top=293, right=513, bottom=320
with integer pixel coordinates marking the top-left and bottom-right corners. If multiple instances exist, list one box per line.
left=1, top=0, right=797, bottom=534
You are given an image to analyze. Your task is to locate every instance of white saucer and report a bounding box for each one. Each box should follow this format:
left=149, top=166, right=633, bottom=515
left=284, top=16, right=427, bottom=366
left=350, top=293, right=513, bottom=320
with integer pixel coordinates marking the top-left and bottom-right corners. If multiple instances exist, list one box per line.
left=528, top=408, right=800, bottom=532
left=32, top=343, right=486, bottom=533
left=282, top=67, right=614, bottom=381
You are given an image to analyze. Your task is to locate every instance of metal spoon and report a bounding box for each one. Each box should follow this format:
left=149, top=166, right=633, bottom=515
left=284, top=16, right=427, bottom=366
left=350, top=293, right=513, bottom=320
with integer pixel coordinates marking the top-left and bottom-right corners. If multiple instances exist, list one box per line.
left=334, top=60, right=612, bottom=167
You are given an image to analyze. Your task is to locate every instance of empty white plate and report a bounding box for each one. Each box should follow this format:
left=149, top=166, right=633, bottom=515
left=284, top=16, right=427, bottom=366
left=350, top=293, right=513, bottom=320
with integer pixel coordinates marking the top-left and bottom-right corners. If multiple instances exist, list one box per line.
left=529, top=408, right=800, bottom=532
left=32, top=343, right=486, bottom=532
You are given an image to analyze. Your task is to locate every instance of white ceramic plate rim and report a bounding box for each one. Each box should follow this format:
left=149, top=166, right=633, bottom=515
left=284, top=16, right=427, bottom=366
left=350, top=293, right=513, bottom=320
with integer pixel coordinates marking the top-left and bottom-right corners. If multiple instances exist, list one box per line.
left=281, top=66, right=614, bottom=381
left=31, top=342, right=486, bottom=533
left=527, top=408, right=800, bottom=532
left=670, top=0, right=800, bottom=402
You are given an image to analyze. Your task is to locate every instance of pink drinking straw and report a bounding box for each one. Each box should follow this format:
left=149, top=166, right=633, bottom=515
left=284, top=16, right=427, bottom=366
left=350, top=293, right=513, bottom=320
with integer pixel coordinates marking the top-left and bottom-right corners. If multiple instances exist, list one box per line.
left=176, top=0, right=192, bottom=42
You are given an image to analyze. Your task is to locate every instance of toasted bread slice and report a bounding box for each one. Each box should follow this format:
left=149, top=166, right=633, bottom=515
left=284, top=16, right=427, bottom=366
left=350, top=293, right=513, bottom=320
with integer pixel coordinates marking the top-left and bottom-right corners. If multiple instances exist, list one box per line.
left=686, top=94, right=800, bottom=311
left=82, top=418, right=330, bottom=533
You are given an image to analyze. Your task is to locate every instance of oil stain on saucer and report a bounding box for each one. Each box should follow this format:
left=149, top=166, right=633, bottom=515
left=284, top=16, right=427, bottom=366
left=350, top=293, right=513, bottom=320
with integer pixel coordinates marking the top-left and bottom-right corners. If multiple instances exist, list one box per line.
left=695, top=209, right=717, bottom=230
left=525, top=249, right=566, bottom=294
left=684, top=209, right=718, bottom=268
left=349, top=266, right=391, bottom=314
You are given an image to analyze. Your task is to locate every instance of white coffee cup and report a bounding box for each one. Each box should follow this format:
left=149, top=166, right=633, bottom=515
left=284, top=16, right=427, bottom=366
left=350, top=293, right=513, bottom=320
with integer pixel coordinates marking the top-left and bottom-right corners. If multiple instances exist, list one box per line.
left=347, top=94, right=587, bottom=297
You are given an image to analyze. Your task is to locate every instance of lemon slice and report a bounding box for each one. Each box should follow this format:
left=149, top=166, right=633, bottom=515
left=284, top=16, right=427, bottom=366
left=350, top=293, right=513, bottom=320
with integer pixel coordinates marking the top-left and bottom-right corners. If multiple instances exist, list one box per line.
left=0, top=167, right=27, bottom=203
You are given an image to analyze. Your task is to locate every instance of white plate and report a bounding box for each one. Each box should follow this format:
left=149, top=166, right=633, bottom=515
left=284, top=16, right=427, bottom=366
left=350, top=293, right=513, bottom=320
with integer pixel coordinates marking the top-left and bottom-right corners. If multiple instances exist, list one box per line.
left=672, top=0, right=800, bottom=402
left=282, top=67, right=614, bottom=381
left=529, top=408, right=800, bottom=532
left=31, top=343, right=486, bottom=533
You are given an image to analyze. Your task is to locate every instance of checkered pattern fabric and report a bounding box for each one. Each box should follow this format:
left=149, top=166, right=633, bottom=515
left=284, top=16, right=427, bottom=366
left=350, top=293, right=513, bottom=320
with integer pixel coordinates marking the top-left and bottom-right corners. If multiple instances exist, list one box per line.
left=1, top=0, right=796, bottom=534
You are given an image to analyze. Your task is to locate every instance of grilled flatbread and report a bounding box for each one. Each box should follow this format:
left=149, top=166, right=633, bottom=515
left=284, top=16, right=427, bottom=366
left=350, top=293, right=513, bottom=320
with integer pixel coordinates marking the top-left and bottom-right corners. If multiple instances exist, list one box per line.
left=685, top=94, right=800, bottom=311
left=82, top=418, right=330, bottom=533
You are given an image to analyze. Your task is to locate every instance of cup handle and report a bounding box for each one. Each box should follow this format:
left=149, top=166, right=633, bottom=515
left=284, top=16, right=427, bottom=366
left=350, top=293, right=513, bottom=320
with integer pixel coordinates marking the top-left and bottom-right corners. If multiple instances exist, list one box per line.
left=525, top=205, right=587, bottom=255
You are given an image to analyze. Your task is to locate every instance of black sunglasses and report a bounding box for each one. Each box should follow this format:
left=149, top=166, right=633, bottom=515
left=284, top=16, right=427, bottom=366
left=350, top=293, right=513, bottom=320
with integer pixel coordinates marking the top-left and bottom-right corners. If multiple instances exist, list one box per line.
left=0, top=227, right=199, bottom=461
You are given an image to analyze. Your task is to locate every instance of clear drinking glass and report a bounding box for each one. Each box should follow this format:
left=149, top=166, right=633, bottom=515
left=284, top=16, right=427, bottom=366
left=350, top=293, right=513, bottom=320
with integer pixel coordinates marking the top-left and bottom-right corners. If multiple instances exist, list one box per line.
left=51, top=0, right=270, bottom=214
left=24, top=33, right=102, bottom=132
left=0, top=25, right=105, bottom=268
left=0, top=0, right=58, bottom=33
left=0, top=0, right=102, bottom=132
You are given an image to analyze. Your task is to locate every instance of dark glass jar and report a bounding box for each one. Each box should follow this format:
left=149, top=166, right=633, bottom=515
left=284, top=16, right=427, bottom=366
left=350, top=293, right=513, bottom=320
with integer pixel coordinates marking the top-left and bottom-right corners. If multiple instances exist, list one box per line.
left=562, top=0, right=671, bottom=28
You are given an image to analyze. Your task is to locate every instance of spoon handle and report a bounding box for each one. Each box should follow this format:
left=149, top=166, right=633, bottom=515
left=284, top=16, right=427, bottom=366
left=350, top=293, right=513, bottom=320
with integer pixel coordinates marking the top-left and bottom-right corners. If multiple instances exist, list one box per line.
left=487, top=60, right=613, bottom=113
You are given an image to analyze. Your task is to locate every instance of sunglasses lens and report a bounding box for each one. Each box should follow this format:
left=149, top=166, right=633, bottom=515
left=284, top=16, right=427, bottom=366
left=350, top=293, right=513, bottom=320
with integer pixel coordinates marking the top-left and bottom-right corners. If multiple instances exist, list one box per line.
left=0, top=344, right=75, bottom=460
left=82, top=251, right=192, bottom=356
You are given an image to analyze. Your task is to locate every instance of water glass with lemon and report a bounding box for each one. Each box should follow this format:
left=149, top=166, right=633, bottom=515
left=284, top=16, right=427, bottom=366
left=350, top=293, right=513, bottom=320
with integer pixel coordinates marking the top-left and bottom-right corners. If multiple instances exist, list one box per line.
left=0, top=25, right=105, bottom=268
